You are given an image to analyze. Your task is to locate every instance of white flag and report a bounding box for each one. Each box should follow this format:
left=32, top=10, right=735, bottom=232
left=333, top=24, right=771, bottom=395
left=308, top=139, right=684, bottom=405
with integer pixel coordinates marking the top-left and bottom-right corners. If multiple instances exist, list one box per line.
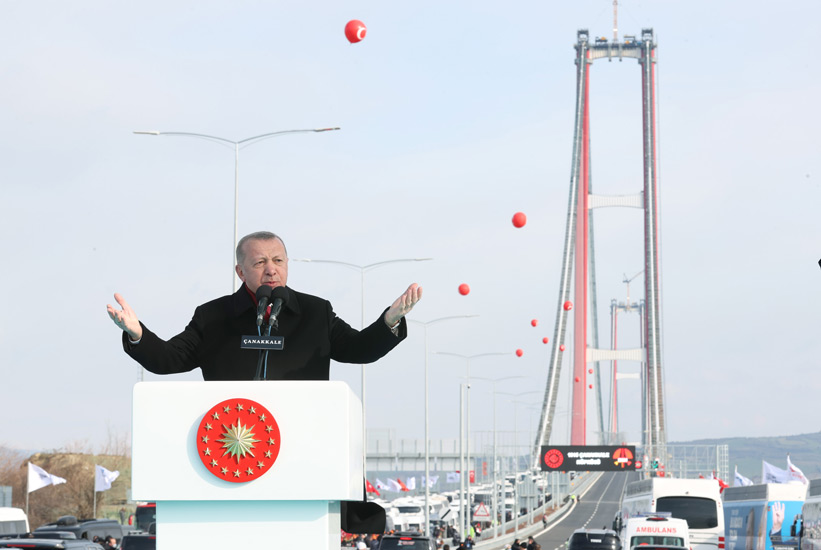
left=787, top=455, right=808, bottom=484
left=375, top=478, right=388, bottom=491
left=734, top=466, right=754, bottom=487
left=446, top=472, right=460, bottom=483
left=28, top=463, right=67, bottom=493
left=386, top=478, right=402, bottom=492
left=95, top=465, right=120, bottom=492
left=424, top=475, right=439, bottom=488
left=762, top=460, right=791, bottom=484
left=406, top=477, right=416, bottom=491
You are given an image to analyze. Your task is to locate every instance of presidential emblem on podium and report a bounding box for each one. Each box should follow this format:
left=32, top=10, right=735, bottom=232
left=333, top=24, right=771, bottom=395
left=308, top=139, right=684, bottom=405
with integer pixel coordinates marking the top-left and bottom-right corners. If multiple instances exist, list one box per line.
left=195, top=398, right=281, bottom=483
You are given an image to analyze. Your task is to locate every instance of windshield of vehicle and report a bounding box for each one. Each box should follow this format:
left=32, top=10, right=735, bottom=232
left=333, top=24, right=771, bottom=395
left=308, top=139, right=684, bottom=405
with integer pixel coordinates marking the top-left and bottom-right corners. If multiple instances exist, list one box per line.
left=379, top=536, right=431, bottom=549
left=656, top=497, right=718, bottom=529
left=397, top=507, right=422, bottom=514
left=630, top=536, right=685, bottom=547
left=134, top=507, right=155, bottom=532
left=569, top=532, right=621, bottom=550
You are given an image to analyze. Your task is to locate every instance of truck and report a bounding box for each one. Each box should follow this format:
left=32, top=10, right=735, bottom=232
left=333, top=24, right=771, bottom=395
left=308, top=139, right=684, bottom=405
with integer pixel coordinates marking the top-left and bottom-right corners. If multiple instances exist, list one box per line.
left=620, top=478, right=725, bottom=550
left=723, top=482, right=806, bottom=550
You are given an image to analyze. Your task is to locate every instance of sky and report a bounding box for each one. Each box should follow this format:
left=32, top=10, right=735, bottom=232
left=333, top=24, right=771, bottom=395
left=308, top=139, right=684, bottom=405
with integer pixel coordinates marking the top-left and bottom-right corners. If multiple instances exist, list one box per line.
left=1, top=0, right=819, bottom=456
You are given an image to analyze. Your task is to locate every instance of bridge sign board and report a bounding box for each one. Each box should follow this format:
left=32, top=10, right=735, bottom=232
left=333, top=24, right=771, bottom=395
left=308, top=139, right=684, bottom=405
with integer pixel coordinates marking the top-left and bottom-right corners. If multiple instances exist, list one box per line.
left=540, top=445, right=637, bottom=472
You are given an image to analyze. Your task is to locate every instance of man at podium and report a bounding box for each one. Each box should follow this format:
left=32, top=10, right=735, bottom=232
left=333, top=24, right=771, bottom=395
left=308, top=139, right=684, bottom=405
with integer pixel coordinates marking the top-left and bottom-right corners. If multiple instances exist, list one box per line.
left=107, top=230, right=422, bottom=380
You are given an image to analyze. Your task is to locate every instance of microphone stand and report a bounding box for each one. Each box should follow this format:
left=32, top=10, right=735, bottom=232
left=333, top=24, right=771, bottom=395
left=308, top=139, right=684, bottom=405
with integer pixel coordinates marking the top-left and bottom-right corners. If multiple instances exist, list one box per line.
left=253, top=313, right=279, bottom=380
left=253, top=322, right=266, bottom=381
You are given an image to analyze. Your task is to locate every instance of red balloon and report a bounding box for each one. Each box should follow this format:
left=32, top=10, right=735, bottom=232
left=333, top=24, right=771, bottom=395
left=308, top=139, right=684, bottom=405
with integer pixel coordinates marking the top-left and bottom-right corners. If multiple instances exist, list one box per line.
left=559, top=344, right=566, bottom=352
left=574, top=377, right=580, bottom=383
left=589, top=384, right=593, bottom=389
left=531, top=319, right=538, bottom=327
left=515, top=349, right=523, bottom=357
left=563, top=301, right=573, bottom=311
left=345, top=20, right=367, bottom=43
left=512, top=212, right=527, bottom=228
left=588, top=369, right=593, bottom=374
left=458, top=283, right=470, bottom=296
left=542, top=337, right=549, bottom=344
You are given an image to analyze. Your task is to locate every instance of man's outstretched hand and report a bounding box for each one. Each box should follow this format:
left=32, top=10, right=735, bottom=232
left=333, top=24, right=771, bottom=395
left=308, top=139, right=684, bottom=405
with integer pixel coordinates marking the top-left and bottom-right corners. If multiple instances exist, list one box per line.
left=384, top=283, right=423, bottom=327
left=106, top=293, right=143, bottom=342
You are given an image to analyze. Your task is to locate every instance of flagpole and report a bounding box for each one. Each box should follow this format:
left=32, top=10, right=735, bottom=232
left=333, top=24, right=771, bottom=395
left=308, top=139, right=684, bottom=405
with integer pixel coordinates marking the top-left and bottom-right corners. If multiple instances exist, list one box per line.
left=93, top=464, right=96, bottom=518
left=25, top=463, right=29, bottom=519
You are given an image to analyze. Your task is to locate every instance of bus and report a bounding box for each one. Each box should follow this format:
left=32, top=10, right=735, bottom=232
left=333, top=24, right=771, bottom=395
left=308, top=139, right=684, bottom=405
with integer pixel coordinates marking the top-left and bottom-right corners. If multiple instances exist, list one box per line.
left=0, top=508, right=28, bottom=535
left=620, top=478, right=725, bottom=550
left=724, top=483, right=805, bottom=550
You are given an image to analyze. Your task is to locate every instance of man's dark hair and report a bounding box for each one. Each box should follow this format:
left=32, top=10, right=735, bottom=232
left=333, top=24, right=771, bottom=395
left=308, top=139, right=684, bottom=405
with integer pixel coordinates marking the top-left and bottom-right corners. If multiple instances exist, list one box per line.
left=236, top=231, right=287, bottom=265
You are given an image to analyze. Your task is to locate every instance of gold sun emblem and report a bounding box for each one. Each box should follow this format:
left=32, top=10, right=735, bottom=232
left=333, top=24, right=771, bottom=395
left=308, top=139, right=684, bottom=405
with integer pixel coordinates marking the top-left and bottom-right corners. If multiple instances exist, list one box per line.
left=217, top=421, right=260, bottom=463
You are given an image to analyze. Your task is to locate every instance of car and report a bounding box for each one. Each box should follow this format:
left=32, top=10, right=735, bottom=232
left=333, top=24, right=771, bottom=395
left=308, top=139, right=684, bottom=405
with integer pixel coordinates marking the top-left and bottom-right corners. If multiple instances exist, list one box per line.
left=0, top=538, right=104, bottom=549
left=378, top=531, right=436, bottom=550
left=120, top=533, right=156, bottom=550
left=34, top=517, right=123, bottom=543
left=567, top=529, right=622, bottom=550
left=3, top=532, right=78, bottom=540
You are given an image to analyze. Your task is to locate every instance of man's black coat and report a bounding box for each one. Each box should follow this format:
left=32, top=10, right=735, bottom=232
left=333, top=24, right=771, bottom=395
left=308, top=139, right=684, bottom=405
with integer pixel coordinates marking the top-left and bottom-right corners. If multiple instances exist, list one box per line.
left=122, top=284, right=406, bottom=380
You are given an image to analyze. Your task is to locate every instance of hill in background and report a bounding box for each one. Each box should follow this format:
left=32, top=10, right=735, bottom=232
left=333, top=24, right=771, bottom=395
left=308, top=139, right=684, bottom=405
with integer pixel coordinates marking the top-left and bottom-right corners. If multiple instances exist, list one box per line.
left=675, top=431, right=821, bottom=482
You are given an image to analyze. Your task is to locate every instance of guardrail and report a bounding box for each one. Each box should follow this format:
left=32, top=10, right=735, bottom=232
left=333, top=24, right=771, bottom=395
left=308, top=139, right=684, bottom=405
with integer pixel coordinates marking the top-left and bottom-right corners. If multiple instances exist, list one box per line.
left=470, top=472, right=602, bottom=550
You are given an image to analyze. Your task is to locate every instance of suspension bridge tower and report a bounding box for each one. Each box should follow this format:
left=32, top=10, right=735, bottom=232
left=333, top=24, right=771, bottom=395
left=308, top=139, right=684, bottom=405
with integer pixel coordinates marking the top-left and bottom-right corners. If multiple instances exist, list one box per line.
left=532, top=28, right=666, bottom=464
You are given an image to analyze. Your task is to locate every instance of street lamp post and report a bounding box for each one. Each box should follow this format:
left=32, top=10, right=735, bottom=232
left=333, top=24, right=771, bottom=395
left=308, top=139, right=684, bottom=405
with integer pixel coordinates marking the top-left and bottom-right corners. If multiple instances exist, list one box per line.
left=459, top=383, right=467, bottom=541
left=472, top=376, right=525, bottom=540
left=409, top=315, right=478, bottom=536
left=498, top=391, right=540, bottom=539
left=134, top=127, right=340, bottom=291
left=434, top=351, right=511, bottom=540
left=293, top=257, right=432, bottom=481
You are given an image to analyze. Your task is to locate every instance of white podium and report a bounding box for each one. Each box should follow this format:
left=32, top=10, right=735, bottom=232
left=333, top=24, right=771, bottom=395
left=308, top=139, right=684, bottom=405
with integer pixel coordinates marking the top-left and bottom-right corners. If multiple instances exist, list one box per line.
left=132, top=381, right=363, bottom=550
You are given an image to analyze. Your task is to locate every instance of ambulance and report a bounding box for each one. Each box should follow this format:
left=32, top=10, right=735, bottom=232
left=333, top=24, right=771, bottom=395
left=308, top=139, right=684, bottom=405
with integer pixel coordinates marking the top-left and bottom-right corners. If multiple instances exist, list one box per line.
left=621, top=515, right=691, bottom=550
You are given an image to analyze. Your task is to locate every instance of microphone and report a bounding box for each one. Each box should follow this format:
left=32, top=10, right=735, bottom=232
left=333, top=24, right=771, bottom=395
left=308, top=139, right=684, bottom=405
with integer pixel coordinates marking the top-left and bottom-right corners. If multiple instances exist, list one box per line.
left=267, top=286, right=289, bottom=330
left=255, top=285, right=273, bottom=327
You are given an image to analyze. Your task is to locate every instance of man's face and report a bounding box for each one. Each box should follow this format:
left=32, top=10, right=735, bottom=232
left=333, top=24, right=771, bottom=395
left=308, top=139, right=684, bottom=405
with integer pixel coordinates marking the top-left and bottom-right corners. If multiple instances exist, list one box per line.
left=235, top=238, right=289, bottom=294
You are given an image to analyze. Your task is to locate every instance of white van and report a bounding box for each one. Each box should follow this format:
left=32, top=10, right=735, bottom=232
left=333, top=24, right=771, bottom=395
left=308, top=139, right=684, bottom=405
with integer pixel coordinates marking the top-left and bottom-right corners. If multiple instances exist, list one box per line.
left=0, top=507, right=29, bottom=535
left=622, top=515, right=691, bottom=550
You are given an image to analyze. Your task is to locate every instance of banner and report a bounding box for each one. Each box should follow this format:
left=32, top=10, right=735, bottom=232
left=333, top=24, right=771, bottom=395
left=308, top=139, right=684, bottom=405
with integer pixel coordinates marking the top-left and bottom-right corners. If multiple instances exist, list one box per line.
left=540, top=445, right=637, bottom=472
left=787, top=455, right=808, bottom=484
left=762, top=461, right=791, bottom=484
left=423, top=475, right=439, bottom=488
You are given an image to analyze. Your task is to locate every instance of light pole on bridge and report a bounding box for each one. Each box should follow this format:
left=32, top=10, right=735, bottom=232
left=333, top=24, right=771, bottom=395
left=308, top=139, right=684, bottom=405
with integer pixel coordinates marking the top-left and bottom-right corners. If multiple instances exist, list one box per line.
left=434, top=351, right=512, bottom=539
left=409, top=315, right=478, bottom=536
left=292, top=257, right=432, bottom=478
left=472, top=375, right=526, bottom=540
left=134, top=127, right=340, bottom=292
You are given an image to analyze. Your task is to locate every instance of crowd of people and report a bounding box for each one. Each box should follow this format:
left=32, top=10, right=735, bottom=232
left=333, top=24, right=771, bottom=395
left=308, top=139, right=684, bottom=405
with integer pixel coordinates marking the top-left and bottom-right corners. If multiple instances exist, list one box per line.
left=91, top=535, right=119, bottom=549
left=341, top=522, right=545, bottom=549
